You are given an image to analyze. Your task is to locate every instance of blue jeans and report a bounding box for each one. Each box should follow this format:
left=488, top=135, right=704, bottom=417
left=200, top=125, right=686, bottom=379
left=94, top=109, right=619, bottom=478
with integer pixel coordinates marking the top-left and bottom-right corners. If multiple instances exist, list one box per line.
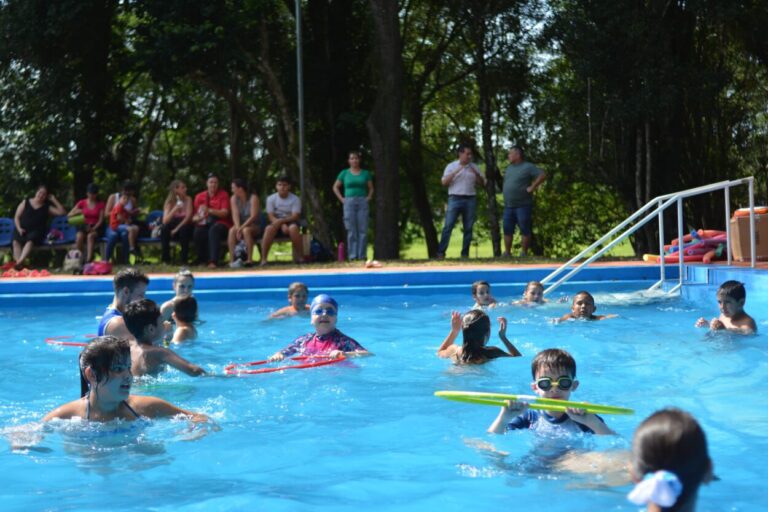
left=105, top=225, right=131, bottom=263
left=343, top=196, right=369, bottom=260
left=437, top=195, right=477, bottom=257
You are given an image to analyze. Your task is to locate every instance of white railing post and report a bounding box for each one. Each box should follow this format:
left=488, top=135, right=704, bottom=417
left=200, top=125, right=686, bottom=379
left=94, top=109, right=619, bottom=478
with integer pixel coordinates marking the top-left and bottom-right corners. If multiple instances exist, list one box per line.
left=725, top=186, right=732, bottom=266
left=658, top=198, right=665, bottom=286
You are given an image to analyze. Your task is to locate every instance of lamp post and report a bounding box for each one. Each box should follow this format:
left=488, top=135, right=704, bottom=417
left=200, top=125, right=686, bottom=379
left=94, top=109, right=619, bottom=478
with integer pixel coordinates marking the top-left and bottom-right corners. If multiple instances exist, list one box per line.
left=295, top=0, right=305, bottom=195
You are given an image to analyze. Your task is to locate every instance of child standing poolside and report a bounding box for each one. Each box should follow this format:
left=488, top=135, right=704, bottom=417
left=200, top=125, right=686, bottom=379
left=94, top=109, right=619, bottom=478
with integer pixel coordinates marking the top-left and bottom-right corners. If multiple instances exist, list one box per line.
left=472, top=280, right=497, bottom=309
left=487, top=348, right=614, bottom=435
left=695, top=280, right=756, bottom=334
left=123, top=299, right=205, bottom=377
left=171, top=296, right=198, bottom=344
left=269, top=282, right=310, bottom=319
left=160, top=269, right=195, bottom=322
left=557, top=291, right=616, bottom=322
left=42, top=336, right=211, bottom=424
left=627, top=408, right=713, bottom=512
left=437, top=310, right=522, bottom=364
left=268, top=294, right=370, bottom=361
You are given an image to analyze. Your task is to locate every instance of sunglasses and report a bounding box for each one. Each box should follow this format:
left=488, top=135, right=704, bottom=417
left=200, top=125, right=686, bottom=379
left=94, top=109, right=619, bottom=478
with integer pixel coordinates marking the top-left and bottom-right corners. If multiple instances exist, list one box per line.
left=536, top=376, right=574, bottom=391
left=312, top=307, right=337, bottom=317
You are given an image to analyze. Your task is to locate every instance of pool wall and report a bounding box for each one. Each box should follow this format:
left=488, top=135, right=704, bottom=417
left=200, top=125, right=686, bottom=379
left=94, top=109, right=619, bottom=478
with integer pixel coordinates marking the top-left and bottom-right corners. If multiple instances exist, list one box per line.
left=0, top=265, right=677, bottom=297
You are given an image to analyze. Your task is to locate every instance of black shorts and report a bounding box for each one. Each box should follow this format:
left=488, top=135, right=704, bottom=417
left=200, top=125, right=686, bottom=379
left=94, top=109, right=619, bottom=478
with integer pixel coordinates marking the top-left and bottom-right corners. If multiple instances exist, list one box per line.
left=13, top=228, right=45, bottom=245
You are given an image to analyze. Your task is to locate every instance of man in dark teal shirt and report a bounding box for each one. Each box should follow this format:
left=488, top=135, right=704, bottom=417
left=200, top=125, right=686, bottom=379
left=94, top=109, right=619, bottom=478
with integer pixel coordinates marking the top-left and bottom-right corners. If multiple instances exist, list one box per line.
left=502, top=146, right=546, bottom=257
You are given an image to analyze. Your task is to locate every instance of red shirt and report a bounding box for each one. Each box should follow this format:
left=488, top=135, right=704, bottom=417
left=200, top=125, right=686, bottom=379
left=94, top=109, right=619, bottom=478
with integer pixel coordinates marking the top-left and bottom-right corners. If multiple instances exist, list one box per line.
left=75, top=198, right=105, bottom=226
left=193, top=189, right=232, bottom=228
left=109, top=203, right=130, bottom=230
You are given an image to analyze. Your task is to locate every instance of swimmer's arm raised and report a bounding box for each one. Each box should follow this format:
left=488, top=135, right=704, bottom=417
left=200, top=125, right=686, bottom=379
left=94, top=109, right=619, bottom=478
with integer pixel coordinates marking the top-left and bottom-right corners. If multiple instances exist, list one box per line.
left=160, top=348, right=205, bottom=376
left=487, top=400, right=529, bottom=434
left=497, top=317, right=522, bottom=357
left=437, top=311, right=462, bottom=358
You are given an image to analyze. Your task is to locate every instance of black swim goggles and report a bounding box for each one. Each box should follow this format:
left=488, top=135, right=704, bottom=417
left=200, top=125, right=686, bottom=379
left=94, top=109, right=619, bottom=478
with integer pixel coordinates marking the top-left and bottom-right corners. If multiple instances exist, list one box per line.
left=535, top=376, right=574, bottom=391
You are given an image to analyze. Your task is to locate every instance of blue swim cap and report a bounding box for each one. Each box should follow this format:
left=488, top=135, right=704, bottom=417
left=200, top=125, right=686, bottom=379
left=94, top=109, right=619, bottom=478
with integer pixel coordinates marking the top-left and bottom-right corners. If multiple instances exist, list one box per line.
left=310, top=294, right=338, bottom=311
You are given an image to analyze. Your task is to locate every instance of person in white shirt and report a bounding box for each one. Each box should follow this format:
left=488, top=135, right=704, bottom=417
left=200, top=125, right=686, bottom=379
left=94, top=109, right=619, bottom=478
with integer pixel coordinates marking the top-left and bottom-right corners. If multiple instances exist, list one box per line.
left=260, top=175, right=303, bottom=265
left=436, top=144, right=486, bottom=258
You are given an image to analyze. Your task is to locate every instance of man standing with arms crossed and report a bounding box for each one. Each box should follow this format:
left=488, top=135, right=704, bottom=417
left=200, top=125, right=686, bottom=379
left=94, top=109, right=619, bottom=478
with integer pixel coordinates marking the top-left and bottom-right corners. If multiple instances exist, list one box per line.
left=436, top=144, right=486, bottom=259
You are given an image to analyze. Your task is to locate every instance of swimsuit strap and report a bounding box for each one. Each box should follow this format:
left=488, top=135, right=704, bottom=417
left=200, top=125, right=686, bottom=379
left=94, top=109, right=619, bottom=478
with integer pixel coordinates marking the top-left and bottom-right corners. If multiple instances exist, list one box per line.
left=84, top=394, right=90, bottom=420
left=122, top=400, right=141, bottom=419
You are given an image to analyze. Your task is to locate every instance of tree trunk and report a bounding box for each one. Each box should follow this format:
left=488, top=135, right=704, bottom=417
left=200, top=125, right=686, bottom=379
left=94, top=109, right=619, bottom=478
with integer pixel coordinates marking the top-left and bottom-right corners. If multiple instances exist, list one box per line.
left=366, top=0, right=403, bottom=260
left=408, top=105, right=439, bottom=257
left=474, top=13, right=502, bottom=257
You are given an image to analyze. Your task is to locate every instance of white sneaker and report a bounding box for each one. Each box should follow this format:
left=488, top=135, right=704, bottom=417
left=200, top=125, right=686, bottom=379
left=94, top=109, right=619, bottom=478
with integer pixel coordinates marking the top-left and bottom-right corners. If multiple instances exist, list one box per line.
left=229, top=259, right=243, bottom=268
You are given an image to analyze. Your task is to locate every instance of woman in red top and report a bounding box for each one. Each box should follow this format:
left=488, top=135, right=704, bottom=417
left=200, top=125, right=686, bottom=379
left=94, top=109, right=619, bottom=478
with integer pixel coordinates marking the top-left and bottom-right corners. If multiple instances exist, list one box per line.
left=192, top=174, right=231, bottom=268
left=67, top=183, right=106, bottom=263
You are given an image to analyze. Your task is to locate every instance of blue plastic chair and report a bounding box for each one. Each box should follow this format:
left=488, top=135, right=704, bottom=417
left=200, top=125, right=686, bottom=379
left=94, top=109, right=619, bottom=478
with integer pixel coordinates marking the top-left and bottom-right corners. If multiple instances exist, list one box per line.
left=47, top=216, right=77, bottom=246
left=138, top=210, right=164, bottom=243
left=0, top=217, right=13, bottom=248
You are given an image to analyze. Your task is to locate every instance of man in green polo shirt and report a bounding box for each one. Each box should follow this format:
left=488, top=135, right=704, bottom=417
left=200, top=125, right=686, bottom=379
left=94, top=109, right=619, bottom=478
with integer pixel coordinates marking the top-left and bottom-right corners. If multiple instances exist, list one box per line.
left=502, top=146, right=547, bottom=257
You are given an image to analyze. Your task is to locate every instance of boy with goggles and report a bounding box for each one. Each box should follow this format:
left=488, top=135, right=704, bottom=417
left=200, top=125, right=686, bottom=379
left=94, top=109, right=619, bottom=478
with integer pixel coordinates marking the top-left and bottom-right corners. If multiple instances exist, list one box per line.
left=268, top=294, right=370, bottom=361
left=487, top=348, right=614, bottom=435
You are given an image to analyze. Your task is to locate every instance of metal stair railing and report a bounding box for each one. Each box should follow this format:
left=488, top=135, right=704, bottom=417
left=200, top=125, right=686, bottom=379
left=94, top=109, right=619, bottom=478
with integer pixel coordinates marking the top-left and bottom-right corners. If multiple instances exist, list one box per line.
left=542, top=177, right=756, bottom=296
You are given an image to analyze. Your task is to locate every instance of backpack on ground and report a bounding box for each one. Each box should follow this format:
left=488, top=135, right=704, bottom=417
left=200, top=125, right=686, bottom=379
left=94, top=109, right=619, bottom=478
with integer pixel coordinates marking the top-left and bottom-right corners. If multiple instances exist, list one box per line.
left=63, top=249, right=83, bottom=274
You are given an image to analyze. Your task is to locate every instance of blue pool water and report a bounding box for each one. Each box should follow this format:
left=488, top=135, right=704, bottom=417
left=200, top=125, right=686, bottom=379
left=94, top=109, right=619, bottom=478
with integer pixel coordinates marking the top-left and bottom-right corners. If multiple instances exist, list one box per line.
left=1, top=277, right=767, bottom=511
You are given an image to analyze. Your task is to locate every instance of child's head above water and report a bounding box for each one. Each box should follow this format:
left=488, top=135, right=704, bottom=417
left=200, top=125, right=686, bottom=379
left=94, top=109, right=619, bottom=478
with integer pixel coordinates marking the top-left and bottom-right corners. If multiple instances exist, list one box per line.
left=310, top=294, right=338, bottom=335
left=530, top=348, right=579, bottom=399
left=288, top=282, right=309, bottom=308
left=716, top=280, right=746, bottom=318
left=628, top=408, right=713, bottom=512
left=472, top=280, right=493, bottom=306
left=571, top=291, right=596, bottom=318
left=458, top=310, right=491, bottom=363
left=174, top=296, right=198, bottom=324
left=173, top=268, right=195, bottom=298
left=123, top=298, right=163, bottom=344
left=78, top=336, right=131, bottom=397
left=522, top=281, right=545, bottom=303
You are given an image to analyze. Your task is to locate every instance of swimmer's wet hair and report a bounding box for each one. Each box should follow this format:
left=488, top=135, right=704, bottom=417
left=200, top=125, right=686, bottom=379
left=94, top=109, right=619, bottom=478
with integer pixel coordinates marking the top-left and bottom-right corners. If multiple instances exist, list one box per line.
left=717, top=280, right=745, bottom=301
left=632, top=408, right=711, bottom=511
left=531, top=348, right=576, bottom=378
left=123, top=298, right=161, bottom=342
left=460, top=310, right=491, bottom=363
left=288, top=282, right=308, bottom=295
left=173, top=268, right=194, bottom=285
left=79, top=336, right=131, bottom=397
left=526, top=280, right=544, bottom=291
left=174, top=296, right=198, bottom=323
left=113, top=268, right=149, bottom=292
left=573, top=290, right=595, bottom=304
left=471, top=280, right=491, bottom=296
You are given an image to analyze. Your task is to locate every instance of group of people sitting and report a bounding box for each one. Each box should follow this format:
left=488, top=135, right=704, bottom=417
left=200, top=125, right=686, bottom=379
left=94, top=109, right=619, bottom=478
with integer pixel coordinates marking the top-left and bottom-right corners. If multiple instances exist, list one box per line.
left=5, top=174, right=307, bottom=270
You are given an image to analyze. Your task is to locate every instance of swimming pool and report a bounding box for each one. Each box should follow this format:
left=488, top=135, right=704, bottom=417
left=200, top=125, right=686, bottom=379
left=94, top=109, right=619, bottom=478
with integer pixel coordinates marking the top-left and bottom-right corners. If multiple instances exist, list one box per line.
left=1, top=269, right=766, bottom=511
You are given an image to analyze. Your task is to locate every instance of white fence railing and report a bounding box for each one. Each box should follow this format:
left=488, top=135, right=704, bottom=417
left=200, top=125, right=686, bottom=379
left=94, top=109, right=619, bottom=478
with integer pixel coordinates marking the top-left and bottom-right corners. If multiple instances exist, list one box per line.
left=542, top=177, right=756, bottom=296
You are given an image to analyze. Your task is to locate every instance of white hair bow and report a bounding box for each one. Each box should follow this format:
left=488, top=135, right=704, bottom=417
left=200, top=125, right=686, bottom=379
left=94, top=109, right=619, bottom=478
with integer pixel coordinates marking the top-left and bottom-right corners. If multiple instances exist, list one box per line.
left=627, top=470, right=683, bottom=507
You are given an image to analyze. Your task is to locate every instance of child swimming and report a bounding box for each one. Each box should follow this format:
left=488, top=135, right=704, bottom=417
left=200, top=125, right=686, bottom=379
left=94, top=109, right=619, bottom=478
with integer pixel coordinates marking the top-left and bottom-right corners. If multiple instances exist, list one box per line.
left=487, top=348, right=614, bottom=435
left=269, top=281, right=310, bottom=319
left=514, top=280, right=546, bottom=305
left=471, top=280, right=497, bottom=309
left=160, top=269, right=195, bottom=322
left=695, top=280, right=756, bottom=334
left=267, top=294, right=370, bottom=361
left=98, top=268, right=149, bottom=338
left=171, top=296, right=198, bottom=343
left=123, top=298, right=205, bottom=376
left=43, top=336, right=210, bottom=423
left=437, top=310, right=522, bottom=364
left=627, top=408, right=713, bottom=512
left=557, top=291, right=616, bottom=322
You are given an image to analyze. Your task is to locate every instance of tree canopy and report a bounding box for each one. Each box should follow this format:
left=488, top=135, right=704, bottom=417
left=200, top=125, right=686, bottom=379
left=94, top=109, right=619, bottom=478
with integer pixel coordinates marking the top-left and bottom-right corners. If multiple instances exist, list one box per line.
left=1, top=0, right=766, bottom=258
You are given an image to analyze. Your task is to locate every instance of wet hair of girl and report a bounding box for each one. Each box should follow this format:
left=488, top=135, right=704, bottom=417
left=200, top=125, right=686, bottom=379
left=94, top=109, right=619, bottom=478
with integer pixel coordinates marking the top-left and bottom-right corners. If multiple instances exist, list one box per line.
left=79, top=336, right=131, bottom=398
left=460, top=310, right=491, bottom=363
left=632, top=408, right=712, bottom=511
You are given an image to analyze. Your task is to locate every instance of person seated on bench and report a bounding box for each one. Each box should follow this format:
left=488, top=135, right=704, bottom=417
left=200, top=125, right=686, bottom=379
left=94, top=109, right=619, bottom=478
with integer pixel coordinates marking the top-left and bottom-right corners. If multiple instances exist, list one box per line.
left=160, top=179, right=194, bottom=264
left=192, top=174, right=231, bottom=269
left=68, top=183, right=106, bottom=264
left=260, top=175, right=303, bottom=266
left=228, top=178, right=261, bottom=268
left=12, top=184, right=66, bottom=270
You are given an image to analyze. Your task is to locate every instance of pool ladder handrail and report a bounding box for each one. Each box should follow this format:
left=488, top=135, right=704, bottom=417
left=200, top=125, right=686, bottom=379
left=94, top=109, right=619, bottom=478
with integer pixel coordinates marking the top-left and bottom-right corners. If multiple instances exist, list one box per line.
left=541, top=177, right=757, bottom=296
